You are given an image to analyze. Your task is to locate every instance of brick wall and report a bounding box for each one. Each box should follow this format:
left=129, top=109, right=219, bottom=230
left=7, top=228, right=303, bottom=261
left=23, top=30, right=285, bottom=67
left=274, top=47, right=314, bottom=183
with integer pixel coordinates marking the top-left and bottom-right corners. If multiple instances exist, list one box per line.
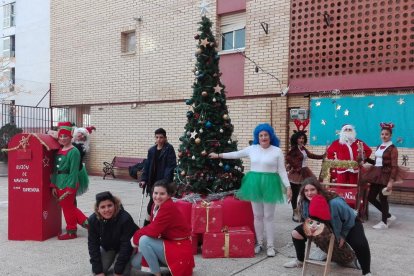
left=88, top=96, right=287, bottom=175
left=244, top=0, right=291, bottom=95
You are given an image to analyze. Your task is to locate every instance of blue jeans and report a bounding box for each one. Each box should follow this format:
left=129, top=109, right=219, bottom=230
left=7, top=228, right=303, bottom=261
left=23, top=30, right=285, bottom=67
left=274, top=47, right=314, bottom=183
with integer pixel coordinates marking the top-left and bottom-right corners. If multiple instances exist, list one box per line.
left=131, top=236, right=167, bottom=274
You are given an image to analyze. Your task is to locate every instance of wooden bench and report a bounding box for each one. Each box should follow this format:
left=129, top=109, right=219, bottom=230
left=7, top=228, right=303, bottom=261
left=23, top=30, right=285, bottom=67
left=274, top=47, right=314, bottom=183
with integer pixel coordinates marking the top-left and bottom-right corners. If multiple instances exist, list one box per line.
left=103, top=157, right=145, bottom=179
left=389, top=172, right=414, bottom=205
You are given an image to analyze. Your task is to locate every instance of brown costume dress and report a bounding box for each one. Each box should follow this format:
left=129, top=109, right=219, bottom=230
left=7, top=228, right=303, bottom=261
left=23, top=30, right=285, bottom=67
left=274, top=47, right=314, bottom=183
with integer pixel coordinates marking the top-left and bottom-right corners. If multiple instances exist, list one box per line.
left=286, top=146, right=325, bottom=184
left=361, top=144, right=408, bottom=185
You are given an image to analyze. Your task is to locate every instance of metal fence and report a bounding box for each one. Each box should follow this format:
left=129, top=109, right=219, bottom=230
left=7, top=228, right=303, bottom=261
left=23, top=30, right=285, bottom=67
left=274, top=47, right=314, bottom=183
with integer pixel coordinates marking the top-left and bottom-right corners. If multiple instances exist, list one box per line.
left=0, top=101, right=90, bottom=134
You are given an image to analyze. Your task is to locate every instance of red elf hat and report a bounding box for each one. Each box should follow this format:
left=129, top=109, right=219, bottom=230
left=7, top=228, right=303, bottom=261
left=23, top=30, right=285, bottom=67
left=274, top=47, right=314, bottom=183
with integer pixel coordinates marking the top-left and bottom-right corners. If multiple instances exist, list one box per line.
left=57, top=122, right=73, bottom=137
left=309, top=194, right=331, bottom=221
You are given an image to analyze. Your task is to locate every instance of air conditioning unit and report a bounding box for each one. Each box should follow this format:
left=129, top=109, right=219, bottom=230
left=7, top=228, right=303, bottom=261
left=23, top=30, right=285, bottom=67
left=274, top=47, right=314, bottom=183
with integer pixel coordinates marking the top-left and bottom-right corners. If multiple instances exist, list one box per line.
left=290, top=108, right=308, bottom=120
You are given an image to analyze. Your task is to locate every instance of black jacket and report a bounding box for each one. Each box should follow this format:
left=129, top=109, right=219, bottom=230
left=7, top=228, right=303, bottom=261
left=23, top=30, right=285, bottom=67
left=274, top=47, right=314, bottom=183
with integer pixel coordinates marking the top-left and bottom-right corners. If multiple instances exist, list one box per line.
left=88, top=208, right=139, bottom=274
left=141, top=142, right=176, bottom=194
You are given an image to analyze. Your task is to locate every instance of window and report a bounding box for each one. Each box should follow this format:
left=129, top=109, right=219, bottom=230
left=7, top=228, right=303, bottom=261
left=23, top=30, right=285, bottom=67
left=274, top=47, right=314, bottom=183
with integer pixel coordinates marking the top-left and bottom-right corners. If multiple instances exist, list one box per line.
left=3, top=2, right=16, bottom=28
left=220, top=12, right=245, bottom=51
left=3, top=35, right=15, bottom=57
left=121, top=30, right=136, bottom=53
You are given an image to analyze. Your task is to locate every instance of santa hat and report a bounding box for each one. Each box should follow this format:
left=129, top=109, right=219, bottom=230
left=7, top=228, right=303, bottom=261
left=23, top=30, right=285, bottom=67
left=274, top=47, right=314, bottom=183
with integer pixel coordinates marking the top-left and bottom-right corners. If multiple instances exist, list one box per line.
left=86, top=126, right=96, bottom=134
left=57, top=122, right=73, bottom=137
left=309, top=195, right=331, bottom=221
left=341, top=124, right=354, bottom=131
left=73, top=126, right=96, bottom=137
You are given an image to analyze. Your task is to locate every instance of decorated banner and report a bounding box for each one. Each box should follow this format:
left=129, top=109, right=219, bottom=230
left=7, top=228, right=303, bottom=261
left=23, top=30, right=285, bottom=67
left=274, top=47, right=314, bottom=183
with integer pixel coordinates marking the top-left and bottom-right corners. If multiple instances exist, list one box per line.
left=309, top=94, right=414, bottom=148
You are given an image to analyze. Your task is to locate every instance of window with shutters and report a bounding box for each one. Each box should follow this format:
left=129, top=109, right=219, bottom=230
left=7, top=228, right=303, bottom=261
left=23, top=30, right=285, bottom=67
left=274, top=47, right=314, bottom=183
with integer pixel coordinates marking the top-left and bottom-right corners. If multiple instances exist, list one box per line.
left=220, top=12, right=246, bottom=52
left=3, top=2, right=16, bottom=29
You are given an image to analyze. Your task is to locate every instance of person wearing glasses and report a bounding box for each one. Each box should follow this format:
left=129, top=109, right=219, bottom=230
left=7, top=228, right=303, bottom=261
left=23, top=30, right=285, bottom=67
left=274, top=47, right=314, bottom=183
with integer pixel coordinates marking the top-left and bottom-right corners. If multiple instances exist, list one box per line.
left=326, top=124, right=372, bottom=184
left=88, top=191, right=139, bottom=276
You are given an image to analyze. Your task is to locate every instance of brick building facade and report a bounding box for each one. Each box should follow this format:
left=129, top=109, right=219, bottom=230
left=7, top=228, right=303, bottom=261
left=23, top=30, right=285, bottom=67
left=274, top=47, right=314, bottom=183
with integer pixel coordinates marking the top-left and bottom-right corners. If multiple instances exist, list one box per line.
left=51, top=0, right=414, bottom=204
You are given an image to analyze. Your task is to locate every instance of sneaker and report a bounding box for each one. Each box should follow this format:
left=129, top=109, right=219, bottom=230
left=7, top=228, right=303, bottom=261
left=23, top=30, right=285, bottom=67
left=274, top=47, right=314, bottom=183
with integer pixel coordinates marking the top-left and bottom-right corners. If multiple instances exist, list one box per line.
left=310, top=247, right=327, bottom=261
left=58, top=232, right=77, bottom=240
left=292, top=213, right=300, bottom=223
left=373, top=221, right=388, bottom=229
left=283, top=259, right=303, bottom=268
left=363, top=273, right=372, bottom=276
left=254, top=244, right=263, bottom=254
left=387, top=215, right=396, bottom=224
left=266, top=246, right=276, bottom=257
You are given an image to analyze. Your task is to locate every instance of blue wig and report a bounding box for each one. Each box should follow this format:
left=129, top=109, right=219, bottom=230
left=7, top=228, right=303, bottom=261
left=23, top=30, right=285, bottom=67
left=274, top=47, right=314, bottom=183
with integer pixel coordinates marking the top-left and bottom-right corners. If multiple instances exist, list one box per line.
left=252, top=123, right=280, bottom=147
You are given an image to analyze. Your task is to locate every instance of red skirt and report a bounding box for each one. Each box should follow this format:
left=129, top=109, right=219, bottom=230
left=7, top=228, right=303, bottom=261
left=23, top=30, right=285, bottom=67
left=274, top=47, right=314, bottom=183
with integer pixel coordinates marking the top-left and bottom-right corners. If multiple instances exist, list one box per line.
left=288, top=167, right=317, bottom=184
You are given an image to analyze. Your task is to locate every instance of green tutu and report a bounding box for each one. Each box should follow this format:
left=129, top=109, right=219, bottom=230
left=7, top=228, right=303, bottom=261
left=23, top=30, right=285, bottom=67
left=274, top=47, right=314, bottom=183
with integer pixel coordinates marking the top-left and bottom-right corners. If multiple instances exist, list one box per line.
left=236, top=171, right=286, bottom=203
left=77, top=164, right=89, bottom=196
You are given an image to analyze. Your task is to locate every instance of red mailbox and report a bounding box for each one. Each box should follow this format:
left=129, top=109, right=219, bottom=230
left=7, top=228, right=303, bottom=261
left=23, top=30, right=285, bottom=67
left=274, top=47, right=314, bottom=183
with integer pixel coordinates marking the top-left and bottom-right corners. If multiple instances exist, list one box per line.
left=8, top=133, right=62, bottom=241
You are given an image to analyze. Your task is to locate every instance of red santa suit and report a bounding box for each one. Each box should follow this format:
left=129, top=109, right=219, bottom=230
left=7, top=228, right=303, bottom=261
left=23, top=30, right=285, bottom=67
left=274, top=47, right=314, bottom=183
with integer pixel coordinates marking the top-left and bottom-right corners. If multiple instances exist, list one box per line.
left=132, top=198, right=194, bottom=276
left=327, top=139, right=372, bottom=184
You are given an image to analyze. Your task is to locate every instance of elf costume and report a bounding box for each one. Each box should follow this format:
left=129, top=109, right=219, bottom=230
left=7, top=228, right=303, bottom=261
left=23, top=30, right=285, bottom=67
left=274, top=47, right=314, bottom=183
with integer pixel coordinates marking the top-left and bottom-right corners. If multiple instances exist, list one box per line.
left=51, top=122, right=88, bottom=240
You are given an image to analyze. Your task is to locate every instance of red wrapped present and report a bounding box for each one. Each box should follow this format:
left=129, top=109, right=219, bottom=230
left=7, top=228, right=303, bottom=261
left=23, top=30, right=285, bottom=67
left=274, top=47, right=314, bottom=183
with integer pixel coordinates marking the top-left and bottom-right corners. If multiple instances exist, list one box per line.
left=221, top=196, right=254, bottom=235
left=174, top=199, right=193, bottom=228
left=191, top=201, right=223, bottom=233
left=202, top=226, right=255, bottom=258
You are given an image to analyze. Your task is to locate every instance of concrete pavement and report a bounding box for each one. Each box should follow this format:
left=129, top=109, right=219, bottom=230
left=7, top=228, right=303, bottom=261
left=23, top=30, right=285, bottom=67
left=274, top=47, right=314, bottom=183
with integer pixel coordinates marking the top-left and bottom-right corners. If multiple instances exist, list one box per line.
left=0, top=175, right=413, bottom=276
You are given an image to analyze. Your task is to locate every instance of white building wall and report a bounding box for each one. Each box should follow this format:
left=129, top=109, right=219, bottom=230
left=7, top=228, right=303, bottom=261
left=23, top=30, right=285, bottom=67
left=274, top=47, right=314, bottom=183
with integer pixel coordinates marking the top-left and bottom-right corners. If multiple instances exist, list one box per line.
left=0, top=0, right=50, bottom=108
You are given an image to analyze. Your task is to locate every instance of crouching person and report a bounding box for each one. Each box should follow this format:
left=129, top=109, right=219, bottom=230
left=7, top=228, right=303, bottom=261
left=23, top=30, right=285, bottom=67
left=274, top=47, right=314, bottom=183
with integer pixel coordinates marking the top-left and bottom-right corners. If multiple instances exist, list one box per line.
left=88, top=191, right=139, bottom=276
left=283, top=177, right=371, bottom=276
left=130, top=180, right=195, bottom=276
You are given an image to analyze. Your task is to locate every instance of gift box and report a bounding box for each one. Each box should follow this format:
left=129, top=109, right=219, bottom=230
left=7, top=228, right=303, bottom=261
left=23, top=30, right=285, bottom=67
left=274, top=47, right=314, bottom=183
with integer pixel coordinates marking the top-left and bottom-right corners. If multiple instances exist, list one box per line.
left=202, top=226, right=255, bottom=258
left=192, top=201, right=223, bottom=233
left=221, top=196, right=254, bottom=235
left=174, top=199, right=193, bottom=228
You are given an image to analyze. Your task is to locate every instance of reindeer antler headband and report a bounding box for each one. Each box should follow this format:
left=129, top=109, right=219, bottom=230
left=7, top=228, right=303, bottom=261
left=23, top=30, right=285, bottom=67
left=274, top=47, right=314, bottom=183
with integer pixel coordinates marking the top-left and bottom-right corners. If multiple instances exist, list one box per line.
left=380, top=122, right=394, bottom=129
left=294, top=119, right=310, bottom=133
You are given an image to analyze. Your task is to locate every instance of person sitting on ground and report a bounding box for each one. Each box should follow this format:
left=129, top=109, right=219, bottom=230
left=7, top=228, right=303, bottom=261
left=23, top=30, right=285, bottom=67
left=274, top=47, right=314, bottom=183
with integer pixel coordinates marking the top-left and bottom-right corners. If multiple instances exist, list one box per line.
left=283, top=177, right=371, bottom=276
left=88, top=191, right=139, bottom=276
left=130, top=179, right=194, bottom=276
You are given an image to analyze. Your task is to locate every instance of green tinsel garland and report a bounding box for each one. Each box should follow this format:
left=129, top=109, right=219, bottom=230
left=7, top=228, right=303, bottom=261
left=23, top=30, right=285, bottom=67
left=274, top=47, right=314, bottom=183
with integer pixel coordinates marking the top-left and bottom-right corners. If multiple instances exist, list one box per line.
left=320, top=160, right=359, bottom=181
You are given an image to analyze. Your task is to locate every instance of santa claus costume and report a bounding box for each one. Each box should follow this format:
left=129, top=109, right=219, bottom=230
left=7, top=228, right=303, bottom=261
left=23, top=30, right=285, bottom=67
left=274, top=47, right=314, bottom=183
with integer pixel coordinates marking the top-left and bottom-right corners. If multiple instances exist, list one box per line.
left=327, top=124, right=372, bottom=184
left=72, top=126, right=95, bottom=195
left=50, top=122, right=88, bottom=240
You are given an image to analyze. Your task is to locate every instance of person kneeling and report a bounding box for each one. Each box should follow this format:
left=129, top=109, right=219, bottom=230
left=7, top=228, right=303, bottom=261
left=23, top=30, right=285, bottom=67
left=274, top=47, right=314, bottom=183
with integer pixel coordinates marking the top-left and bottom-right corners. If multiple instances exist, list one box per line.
left=88, top=191, right=139, bottom=276
left=283, top=177, right=372, bottom=276
left=130, top=180, right=195, bottom=276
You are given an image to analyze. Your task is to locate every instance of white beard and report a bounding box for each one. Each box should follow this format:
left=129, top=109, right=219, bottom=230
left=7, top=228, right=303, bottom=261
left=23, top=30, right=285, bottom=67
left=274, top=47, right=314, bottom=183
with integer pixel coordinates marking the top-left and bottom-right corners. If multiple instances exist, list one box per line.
left=339, top=132, right=356, bottom=145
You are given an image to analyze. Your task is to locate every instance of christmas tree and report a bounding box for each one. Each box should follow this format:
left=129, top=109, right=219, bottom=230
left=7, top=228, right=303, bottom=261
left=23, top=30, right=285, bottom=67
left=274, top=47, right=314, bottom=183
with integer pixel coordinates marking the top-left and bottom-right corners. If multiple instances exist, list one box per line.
left=175, top=16, right=244, bottom=196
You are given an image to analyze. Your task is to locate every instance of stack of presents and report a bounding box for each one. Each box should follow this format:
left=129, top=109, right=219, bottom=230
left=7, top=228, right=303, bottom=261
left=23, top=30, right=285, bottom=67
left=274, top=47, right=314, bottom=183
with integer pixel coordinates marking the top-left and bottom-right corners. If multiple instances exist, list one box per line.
left=176, top=196, right=256, bottom=258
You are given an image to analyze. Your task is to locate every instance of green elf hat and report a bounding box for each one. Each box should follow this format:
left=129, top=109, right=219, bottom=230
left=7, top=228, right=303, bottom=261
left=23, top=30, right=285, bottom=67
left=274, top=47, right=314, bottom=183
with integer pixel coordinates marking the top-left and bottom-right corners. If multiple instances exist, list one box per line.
left=57, top=121, right=74, bottom=138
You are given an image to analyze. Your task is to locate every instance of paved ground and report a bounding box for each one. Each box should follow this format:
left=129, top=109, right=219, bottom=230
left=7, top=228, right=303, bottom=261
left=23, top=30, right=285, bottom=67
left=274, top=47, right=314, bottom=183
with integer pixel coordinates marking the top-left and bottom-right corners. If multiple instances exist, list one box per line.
left=0, top=175, right=413, bottom=276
